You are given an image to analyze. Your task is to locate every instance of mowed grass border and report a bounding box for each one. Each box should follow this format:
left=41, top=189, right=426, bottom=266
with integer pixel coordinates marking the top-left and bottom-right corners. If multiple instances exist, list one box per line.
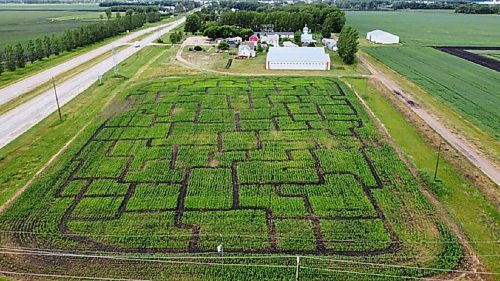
left=344, top=77, right=499, bottom=274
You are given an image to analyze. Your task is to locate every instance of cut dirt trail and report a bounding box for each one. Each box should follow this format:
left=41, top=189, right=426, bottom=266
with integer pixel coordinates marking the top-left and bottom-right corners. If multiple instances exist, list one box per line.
left=0, top=17, right=186, bottom=150
left=357, top=53, right=500, bottom=187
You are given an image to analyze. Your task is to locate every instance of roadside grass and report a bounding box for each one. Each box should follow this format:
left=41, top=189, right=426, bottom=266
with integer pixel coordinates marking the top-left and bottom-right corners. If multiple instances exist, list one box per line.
left=0, top=46, right=171, bottom=207
left=360, top=51, right=500, bottom=164
left=344, top=77, right=499, bottom=273
left=0, top=15, right=178, bottom=89
left=0, top=45, right=127, bottom=116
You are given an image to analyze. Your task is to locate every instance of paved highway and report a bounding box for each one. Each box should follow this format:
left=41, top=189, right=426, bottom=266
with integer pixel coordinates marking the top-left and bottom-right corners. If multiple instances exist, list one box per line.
left=0, top=17, right=186, bottom=149
left=0, top=20, right=180, bottom=106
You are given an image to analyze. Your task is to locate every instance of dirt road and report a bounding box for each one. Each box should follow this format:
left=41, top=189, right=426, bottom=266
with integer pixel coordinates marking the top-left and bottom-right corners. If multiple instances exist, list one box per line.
left=358, top=53, right=500, bottom=186
left=0, top=17, right=186, bottom=149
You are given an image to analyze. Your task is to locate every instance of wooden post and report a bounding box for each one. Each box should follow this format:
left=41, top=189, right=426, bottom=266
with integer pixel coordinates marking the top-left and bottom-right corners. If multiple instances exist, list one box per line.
left=52, top=78, right=62, bottom=121
left=434, top=142, right=442, bottom=180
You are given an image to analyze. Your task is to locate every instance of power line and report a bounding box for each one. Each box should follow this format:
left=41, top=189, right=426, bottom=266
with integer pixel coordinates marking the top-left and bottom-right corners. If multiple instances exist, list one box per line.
left=302, top=256, right=499, bottom=275
left=1, top=230, right=497, bottom=244
left=0, top=247, right=497, bottom=276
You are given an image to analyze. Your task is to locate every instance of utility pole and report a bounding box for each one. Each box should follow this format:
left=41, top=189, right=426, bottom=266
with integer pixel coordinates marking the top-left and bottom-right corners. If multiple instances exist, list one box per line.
left=52, top=78, right=62, bottom=121
left=295, top=256, right=300, bottom=281
left=434, top=142, right=442, bottom=180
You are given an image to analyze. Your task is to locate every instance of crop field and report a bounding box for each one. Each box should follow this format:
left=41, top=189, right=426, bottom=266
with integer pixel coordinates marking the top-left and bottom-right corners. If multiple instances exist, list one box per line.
left=0, top=5, right=105, bottom=49
left=347, top=10, right=500, bottom=46
left=0, top=77, right=462, bottom=280
left=364, top=46, right=500, bottom=138
left=348, top=10, right=500, bottom=140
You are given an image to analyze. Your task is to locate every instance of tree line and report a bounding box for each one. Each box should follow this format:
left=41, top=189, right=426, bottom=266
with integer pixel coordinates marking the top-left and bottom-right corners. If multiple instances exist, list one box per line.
left=185, top=3, right=346, bottom=39
left=0, top=10, right=163, bottom=76
left=455, top=4, right=499, bottom=14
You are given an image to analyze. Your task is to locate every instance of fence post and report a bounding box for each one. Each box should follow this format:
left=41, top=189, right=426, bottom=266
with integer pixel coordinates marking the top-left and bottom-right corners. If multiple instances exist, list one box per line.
left=295, top=256, right=300, bottom=281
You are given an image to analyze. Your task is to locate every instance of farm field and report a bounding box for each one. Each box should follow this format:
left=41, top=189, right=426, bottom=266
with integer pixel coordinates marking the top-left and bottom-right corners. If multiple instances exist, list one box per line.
left=0, top=77, right=462, bottom=280
left=347, top=10, right=500, bottom=142
left=363, top=46, right=500, bottom=138
left=0, top=4, right=106, bottom=49
left=346, top=10, right=500, bottom=46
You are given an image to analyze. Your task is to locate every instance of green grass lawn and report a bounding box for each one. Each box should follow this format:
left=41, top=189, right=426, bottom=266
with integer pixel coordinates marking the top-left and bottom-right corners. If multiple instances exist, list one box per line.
left=345, top=77, right=499, bottom=274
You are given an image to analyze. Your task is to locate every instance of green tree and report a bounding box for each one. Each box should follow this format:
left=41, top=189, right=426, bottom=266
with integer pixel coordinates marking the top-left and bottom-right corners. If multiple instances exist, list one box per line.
left=337, top=25, right=359, bottom=65
left=294, top=31, right=301, bottom=45
left=27, top=40, right=36, bottom=63
left=4, top=45, right=16, bottom=71
left=169, top=31, right=182, bottom=45
left=0, top=55, right=3, bottom=76
left=51, top=35, right=61, bottom=56
left=43, top=36, right=52, bottom=58
left=321, top=25, right=331, bottom=39
left=35, top=38, right=44, bottom=61
left=105, top=8, right=112, bottom=20
left=14, top=43, right=25, bottom=68
left=185, top=13, right=202, bottom=33
left=323, top=9, right=346, bottom=34
left=217, top=42, right=230, bottom=50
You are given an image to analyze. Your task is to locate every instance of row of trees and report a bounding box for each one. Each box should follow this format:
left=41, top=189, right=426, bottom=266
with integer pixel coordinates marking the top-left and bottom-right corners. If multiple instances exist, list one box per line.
left=455, top=4, right=499, bottom=14
left=185, top=4, right=345, bottom=38
left=0, top=11, right=162, bottom=76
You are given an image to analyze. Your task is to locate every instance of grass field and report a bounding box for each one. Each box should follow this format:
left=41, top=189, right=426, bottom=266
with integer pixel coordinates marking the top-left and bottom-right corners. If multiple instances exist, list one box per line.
left=364, top=46, right=500, bottom=138
left=0, top=4, right=107, bottom=49
left=347, top=10, right=500, bottom=142
left=347, top=10, right=500, bottom=46
left=0, top=75, right=462, bottom=280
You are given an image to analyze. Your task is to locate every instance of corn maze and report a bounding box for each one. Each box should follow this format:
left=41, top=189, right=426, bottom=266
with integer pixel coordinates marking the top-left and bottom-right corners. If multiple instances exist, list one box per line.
left=0, top=77, right=462, bottom=280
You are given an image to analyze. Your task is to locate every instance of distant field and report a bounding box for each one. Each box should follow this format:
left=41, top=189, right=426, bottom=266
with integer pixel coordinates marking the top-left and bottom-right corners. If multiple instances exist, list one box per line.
left=347, top=10, right=500, bottom=140
left=0, top=4, right=106, bottom=49
left=347, top=10, right=500, bottom=46
left=468, top=49, right=500, bottom=61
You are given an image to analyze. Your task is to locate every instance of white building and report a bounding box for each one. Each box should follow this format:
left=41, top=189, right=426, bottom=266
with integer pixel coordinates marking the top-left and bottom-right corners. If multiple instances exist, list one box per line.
left=366, top=30, right=400, bottom=44
left=301, top=25, right=316, bottom=45
left=266, top=47, right=330, bottom=70
left=238, top=45, right=256, bottom=58
left=322, top=38, right=338, bottom=51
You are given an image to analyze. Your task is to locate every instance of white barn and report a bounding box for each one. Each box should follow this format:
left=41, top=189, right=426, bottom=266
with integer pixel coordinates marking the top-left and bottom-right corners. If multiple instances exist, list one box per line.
left=366, top=30, right=399, bottom=44
left=266, top=47, right=331, bottom=70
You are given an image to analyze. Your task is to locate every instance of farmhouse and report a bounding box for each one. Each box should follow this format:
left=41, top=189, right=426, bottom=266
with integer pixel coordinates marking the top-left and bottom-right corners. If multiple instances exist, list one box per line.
left=366, top=30, right=400, bottom=44
left=240, top=41, right=256, bottom=50
left=237, top=45, right=256, bottom=58
left=266, top=47, right=330, bottom=70
left=254, top=32, right=294, bottom=39
left=322, top=38, right=338, bottom=51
